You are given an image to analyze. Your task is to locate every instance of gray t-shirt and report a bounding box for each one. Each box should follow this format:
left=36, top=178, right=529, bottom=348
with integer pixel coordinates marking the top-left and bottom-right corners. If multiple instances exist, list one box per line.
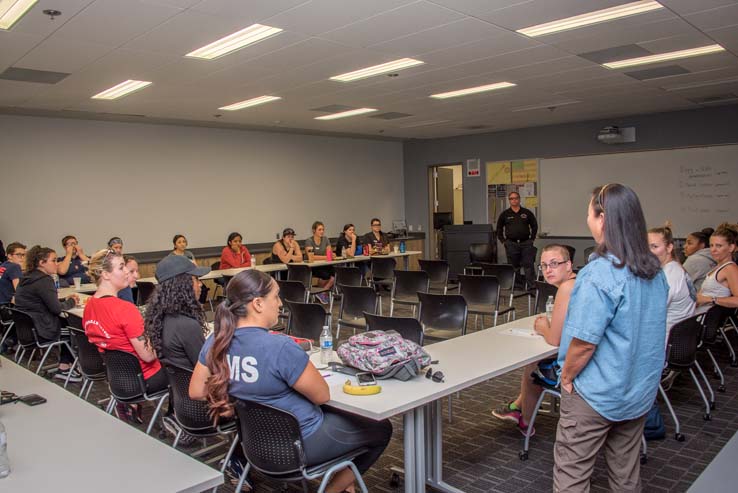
left=304, top=236, right=329, bottom=255
left=161, top=314, right=205, bottom=370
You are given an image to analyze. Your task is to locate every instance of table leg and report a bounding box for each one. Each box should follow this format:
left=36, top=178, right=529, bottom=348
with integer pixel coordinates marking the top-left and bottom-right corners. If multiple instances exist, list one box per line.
left=425, top=399, right=466, bottom=493
left=404, top=255, right=409, bottom=270
left=413, top=407, right=426, bottom=491
left=403, top=410, right=416, bottom=493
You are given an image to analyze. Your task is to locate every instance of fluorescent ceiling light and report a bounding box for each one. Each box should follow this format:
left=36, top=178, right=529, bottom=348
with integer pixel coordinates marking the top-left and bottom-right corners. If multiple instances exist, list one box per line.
left=330, top=58, right=425, bottom=82
left=186, top=24, right=283, bottom=60
left=399, top=119, right=451, bottom=128
left=603, top=44, right=725, bottom=69
left=315, top=108, right=377, bottom=120
left=512, top=100, right=581, bottom=112
left=517, top=0, right=663, bottom=37
left=219, top=95, right=281, bottom=111
left=91, top=80, right=152, bottom=100
left=0, top=0, right=38, bottom=30
left=664, top=76, right=738, bottom=92
left=430, top=82, right=516, bottom=99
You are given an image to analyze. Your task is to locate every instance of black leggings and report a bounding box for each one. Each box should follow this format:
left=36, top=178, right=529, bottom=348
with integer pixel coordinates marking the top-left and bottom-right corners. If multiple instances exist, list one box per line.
left=303, top=406, right=392, bottom=474
left=144, top=366, right=169, bottom=394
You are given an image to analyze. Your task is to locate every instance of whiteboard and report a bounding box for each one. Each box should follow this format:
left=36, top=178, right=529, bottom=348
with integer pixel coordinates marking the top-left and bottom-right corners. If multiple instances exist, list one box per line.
left=539, top=145, right=737, bottom=237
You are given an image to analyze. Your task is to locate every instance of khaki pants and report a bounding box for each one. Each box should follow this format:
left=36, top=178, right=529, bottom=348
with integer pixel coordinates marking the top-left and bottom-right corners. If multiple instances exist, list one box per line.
left=553, top=388, right=646, bottom=493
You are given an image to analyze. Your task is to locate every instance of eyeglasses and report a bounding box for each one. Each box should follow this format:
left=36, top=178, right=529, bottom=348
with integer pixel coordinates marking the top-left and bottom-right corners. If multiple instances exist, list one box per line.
left=509, top=196, right=520, bottom=200
left=371, top=223, right=381, bottom=227
left=11, top=252, right=26, bottom=258
left=540, top=259, right=569, bottom=270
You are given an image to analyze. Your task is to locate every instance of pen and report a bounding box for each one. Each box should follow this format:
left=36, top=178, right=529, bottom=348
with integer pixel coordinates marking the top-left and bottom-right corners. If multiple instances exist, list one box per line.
left=321, top=373, right=332, bottom=378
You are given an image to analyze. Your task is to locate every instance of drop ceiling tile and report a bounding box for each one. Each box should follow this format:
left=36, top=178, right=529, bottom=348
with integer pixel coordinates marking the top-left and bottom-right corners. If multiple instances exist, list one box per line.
left=637, top=32, right=717, bottom=53
left=0, top=31, right=44, bottom=72
left=0, top=80, right=48, bottom=105
left=141, top=0, right=201, bottom=8
left=660, top=0, right=738, bottom=16
left=9, top=0, right=94, bottom=37
left=53, top=0, right=183, bottom=46
left=319, top=1, right=465, bottom=48
left=15, top=37, right=114, bottom=73
left=192, top=0, right=310, bottom=22
left=428, top=0, right=533, bottom=17
left=707, top=24, right=738, bottom=51
left=684, top=3, right=738, bottom=30
left=263, top=0, right=417, bottom=36
left=419, top=33, right=540, bottom=67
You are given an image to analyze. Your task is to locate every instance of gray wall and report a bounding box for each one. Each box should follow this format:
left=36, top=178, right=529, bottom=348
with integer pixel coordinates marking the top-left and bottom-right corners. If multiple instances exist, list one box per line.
left=403, top=104, right=738, bottom=260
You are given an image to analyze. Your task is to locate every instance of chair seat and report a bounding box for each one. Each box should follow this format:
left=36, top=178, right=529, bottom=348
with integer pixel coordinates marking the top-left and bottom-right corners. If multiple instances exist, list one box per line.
left=259, top=447, right=369, bottom=481
left=423, top=328, right=462, bottom=340
left=392, top=294, right=420, bottom=304
left=338, top=317, right=366, bottom=329
left=172, top=414, right=238, bottom=436
left=310, top=286, right=331, bottom=295
left=112, top=387, right=168, bottom=405
left=466, top=303, right=495, bottom=315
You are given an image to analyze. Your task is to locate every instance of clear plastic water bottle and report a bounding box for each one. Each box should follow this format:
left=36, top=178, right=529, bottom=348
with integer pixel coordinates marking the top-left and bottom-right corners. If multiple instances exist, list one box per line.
left=319, top=325, right=333, bottom=365
left=0, top=420, right=10, bottom=478
left=52, top=274, right=60, bottom=290
left=545, top=296, right=555, bottom=322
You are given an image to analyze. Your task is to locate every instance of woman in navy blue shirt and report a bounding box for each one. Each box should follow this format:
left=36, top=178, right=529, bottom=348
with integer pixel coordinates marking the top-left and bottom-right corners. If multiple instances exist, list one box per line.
left=189, top=270, right=391, bottom=492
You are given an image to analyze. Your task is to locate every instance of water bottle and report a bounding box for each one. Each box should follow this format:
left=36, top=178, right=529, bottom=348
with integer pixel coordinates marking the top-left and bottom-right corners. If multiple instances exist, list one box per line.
left=52, top=274, right=60, bottom=290
left=250, top=256, right=256, bottom=267
left=319, top=325, right=333, bottom=365
left=0, top=420, right=9, bottom=478
left=326, top=247, right=333, bottom=262
left=545, top=296, right=555, bottom=322
left=399, top=240, right=406, bottom=253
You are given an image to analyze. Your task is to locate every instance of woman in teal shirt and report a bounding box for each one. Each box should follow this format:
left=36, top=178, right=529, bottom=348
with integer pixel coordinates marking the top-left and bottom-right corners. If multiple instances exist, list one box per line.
left=554, top=184, right=668, bottom=492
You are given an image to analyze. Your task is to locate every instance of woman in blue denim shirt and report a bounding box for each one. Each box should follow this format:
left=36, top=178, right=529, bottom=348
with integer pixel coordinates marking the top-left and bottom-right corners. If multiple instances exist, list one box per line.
left=554, top=184, right=668, bottom=492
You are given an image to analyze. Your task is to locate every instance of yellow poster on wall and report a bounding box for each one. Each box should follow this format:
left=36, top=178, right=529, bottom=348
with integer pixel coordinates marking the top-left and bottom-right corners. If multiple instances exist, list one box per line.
left=523, top=160, right=538, bottom=181
left=487, top=161, right=511, bottom=184
left=511, top=161, right=527, bottom=182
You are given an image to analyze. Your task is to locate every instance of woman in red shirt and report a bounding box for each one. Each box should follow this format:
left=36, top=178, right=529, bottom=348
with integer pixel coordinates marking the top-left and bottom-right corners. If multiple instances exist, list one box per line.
left=219, top=232, right=252, bottom=269
left=83, top=249, right=167, bottom=397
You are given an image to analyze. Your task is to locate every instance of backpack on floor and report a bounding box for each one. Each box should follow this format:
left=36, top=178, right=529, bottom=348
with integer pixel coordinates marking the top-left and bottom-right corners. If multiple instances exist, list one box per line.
left=337, top=330, right=431, bottom=381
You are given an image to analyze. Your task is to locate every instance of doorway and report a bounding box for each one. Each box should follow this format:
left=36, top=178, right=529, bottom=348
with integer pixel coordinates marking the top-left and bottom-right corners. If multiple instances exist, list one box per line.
left=428, top=164, right=464, bottom=259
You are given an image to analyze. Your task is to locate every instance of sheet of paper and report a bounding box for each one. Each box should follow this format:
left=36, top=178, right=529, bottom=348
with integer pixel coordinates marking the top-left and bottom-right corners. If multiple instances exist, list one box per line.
left=502, top=327, right=542, bottom=338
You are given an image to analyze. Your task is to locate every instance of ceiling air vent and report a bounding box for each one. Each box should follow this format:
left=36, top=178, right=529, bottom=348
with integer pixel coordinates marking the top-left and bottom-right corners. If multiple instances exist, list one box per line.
left=0, top=67, right=70, bottom=84
left=309, top=104, right=354, bottom=112
left=624, top=65, right=690, bottom=80
left=369, top=112, right=412, bottom=120
left=578, top=44, right=651, bottom=64
left=687, top=93, right=738, bottom=105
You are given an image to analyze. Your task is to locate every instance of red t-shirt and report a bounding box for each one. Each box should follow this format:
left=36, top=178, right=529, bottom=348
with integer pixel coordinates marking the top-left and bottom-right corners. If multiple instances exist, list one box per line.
left=220, top=245, right=252, bottom=269
left=83, top=296, right=161, bottom=380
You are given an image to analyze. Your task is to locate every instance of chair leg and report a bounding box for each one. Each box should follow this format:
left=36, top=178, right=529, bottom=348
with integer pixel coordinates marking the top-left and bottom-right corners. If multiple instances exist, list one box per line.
left=522, top=389, right=550, bottom=459
left=64, top=357, right=79, bottom=388
left=641, top=434, right=648, bottom=464
left=694, top=360, right=715, bottom=410
left=145, top=395, right=168, bottom=435
left=658, top=384, right=682, bottom=440
left=706, top=349, right=726, bottom=391
left=688, top=368, right=711, bottom=420
left=0, top=321, right=13, bottom=349
left=106, top=397, right=117, bottom=414
left=16, top=347, right=25, bottom=364
left=719, top=326, right=737, bottom=366
left=235, top=462, right=252, bottom=493
left=213, top=434, right=242, bottom=493
left=389, top=300, right=394, bottom=316
left=85, top=381, right=95, bottom=400
left=336, top=322, right=342, bottom=341
left=172, top=428, right=183, bottom=449
left=78, top=378, right=88, bottom=397
left=493, top=312, right=498, bottom=327
left=36, top=346, right=54, bottom=374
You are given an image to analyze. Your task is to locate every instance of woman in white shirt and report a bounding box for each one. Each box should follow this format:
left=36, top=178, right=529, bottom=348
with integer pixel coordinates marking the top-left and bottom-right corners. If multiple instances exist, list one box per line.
left=648, top=223, right=696, bottom=338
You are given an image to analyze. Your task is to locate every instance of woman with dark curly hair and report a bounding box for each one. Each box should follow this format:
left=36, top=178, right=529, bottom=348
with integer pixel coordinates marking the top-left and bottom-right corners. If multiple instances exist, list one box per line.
left=144, top=255, right=210, bottom=370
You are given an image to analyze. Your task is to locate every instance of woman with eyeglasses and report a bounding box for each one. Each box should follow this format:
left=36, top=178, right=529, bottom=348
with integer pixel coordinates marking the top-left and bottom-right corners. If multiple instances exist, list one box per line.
left=553, top=184, right=668, bottom=492
left=362, top=218, right=390, bottom=255
left=0, top=242, right=26, bottom=305
left=492, top=244, right=576, bottom=435
left=14, top=245, right=81, bottom=382
left=189, top=269, right=392, bottom=493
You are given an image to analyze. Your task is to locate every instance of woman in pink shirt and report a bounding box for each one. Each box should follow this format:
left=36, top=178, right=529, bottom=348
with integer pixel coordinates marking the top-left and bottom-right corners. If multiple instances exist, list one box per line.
left=220, top=232, right=252, bottom=269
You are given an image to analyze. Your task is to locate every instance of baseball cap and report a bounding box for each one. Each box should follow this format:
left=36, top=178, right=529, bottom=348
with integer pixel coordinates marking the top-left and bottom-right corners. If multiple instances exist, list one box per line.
left=155, top=255, right=210, bottom=283
left=282, top=228, right=296, bottom=237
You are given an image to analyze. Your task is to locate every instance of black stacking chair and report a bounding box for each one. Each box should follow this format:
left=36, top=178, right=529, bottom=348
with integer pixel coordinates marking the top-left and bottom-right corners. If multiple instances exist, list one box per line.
left=369, top=257, right=397, bottom=298
left=286, top=301, right=330, bottom=341
left=699, top=305, right=733, bottom=392
left=336, top=285, right=378, bottom=339
left=583, top=246, right=596, bottom=264
left=457, top=274, right=515, bottom=328
left=10, top=307, right=73, bottom=374
left=277, top=280, right=309, bottom=328
left=418, top=292, right=468, bottom=340
left=0, top=304, right=15, bottom=352
left=390, top=270, right=429, bottom=316
left=659, top=315, right=712, bottom=442
left=68, top=327, right=106, bottom=399
left=102, top=350, right=169, bottom=435
left=164, top=364, right=239, bottom=461
left=136, top=281, right=156, bottom=306
left=561, top=245, right=576, bottom=266
left=364, top=313, right=424, bottom=346
left=418, top=259, right=451, bottom=294
left=210, top=261, right=225, bottom=299
left=233, top=399, right=369, bottom=493
left=532, top=281, right=559, bottom=315
left=469, top=243, right=495, bottom=263
left=331, top=267, right=363, bottom=309
left=287, top=264, right=330, bottom=304
left=478, top=263, right=534, bottom=315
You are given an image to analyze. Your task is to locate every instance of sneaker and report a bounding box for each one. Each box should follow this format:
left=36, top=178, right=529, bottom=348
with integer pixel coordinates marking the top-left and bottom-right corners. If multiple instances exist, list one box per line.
left=491, top=401, right=522, bottom=424
left=315, top=292, right=330, bottom=305
left=54, top=367, right=82, bottom=383
left=661, top=369, right=679, bottom=392
left=518, top=418, right=536, bottom=437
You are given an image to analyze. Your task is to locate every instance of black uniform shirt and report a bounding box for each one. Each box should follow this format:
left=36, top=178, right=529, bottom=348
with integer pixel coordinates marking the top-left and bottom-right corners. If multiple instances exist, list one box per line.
left=496, top=207, right=538, bottom=242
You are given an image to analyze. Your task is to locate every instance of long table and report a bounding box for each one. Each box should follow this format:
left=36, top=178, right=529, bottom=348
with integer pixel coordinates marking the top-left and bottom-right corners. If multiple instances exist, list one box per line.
left=137, top=250, right=422, bottom=284
left=0, top=357, right=223, bottom=492
left=315, top=316, right=556, bottom=493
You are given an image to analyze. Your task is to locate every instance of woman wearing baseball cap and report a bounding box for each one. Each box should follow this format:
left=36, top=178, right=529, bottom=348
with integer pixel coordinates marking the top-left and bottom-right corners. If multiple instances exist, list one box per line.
left=270, top=228, right=303, bottom=264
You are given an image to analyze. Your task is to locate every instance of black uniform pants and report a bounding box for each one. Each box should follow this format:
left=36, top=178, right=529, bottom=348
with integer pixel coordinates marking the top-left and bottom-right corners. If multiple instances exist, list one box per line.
left=504, top=239, right=537, bottom=286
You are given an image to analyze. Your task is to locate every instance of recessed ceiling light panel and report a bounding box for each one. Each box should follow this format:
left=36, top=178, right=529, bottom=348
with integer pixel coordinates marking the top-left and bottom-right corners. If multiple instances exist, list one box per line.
left=186, top=24, right=283, bottom=60
left=0, top=0, right=38, bottom=30
left=430, top=82, right=516, bottom=99
left=330, top=58, right=425, bottom=82
left=219, top=95, right=281, bottom=111
left=517, top=0, right=664, bottom=37
left=91, top=80, right=152, bottom=100
left=315, top=108, right=377, bottom=120
left=603, top=44, right=725, bottom=69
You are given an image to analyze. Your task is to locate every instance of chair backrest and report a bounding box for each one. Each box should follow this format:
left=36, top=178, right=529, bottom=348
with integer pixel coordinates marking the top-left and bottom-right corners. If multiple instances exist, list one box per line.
left=561, top=245, right=576, bottom=265
left=364, top=313, right=424, bottom=346
left=457, top=274, right=501, bottom=308
left=277, top=280, right=308, bottom=304
left=210, top=261, right=221, bottom=271
left=418, top=259, right=450, bottom=286
left=417, top=292, right=468, bottom=334
left=339, top=285, right=378, bottom=321
left=469, top=243, right=495, bottom=263
left=370, top=257, right=396, bottom=279
left=222, top=274, right=235, bottom=289
left=334, top=267, right=363, bottom=294
left=0, top=304, right=13, bottom=325
left=102, top=349, right=148, bottom=400
left=583, top=246, right=596, bottom=264
left=165, top=364, right=214, bottom=430
left=235, top=399, right=304, bottom=476
left=478, top=264, right=515, bottom=291
left=136, top=281, right=156, bottom=306
left=666, top=314, right=703, bottom=367
left=532, top=281, right=559, bottom=315
left=392, top=270, right=430, bottom=298
left=69, top=327, right=105, bottom=377
left=9, top=308, right=38, bottom=348
left=286, top=301, right=329, bottom=341
left=286, top=264, right=312, bottom=290
left=701, top=305, right=731, bottom=343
